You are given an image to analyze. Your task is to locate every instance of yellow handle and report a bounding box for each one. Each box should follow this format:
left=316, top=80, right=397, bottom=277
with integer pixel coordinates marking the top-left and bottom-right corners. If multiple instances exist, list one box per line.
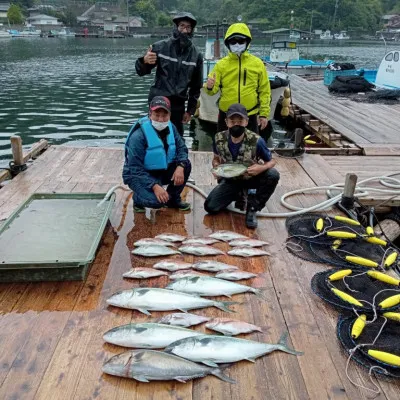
left=331, top=288, right=363, bottom=307
left=366, top=226, right=374, bottom=236
left=345, top=256, right=378, bottom=268
left=383, top=312, right=400, bottom=322
left=315, top=218, right=324, bottom=232
left=328, top=269, right=352, bottom=281
left=327, top=231, right=357, bottom=239
left=305, top=140, right=317, bottom=145
left=379, top=294, right=400, bottom=309
left=367, top=270, right=400, bottom=286
left=334, top=216, right=360, bottom=226
left=351, top=314, right=366, bottom=338
left=364, top=236, right=387, bottom=246
left=304, top=135, right=311, bottom=140
left=368, top=350, right=400, bottom=367
left=384, top=252, right=398, bottom=268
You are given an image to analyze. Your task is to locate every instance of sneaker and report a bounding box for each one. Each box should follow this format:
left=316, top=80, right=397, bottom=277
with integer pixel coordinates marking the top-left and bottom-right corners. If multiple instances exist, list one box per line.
left=166, top=199, right=191, bottom=211
left=245, top=206, right=258, bottom=229
left=133, top=204, right=145, bottom=213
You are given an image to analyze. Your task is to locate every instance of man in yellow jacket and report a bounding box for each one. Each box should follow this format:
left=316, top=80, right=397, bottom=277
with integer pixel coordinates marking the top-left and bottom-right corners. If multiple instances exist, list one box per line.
left=205, top=23, right=271, bottom=134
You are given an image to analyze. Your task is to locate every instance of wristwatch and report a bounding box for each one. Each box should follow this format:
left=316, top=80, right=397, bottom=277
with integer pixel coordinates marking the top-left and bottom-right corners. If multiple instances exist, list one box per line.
left=177, top=162, right=186, bottom=168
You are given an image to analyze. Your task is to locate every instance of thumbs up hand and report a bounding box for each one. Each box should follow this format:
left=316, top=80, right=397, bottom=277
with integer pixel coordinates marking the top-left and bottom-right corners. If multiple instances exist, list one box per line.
left=144, top=45, right=157, bottom=64
left=207, top=72, right=217, bottom=90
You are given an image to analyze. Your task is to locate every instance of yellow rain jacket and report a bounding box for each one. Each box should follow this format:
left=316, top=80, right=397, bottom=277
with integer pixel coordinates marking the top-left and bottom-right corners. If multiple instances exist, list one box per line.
left=205, top=23, right=271, bottom=118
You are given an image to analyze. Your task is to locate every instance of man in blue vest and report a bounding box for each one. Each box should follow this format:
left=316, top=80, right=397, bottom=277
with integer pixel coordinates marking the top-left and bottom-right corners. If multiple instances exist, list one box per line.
left=123, top=96, right=191, bottom=212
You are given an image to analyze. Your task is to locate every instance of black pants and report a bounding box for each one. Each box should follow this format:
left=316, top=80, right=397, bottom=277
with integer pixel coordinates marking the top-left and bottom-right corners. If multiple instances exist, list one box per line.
left=170, top=98, right=186, bottom=136
left=217, top=110, right=259, bottom=134
left=204, top=168, right=280, bottom=213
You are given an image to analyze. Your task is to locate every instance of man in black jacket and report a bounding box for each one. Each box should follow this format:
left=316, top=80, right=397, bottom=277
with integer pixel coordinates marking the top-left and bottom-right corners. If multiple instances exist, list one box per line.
left=135, top=12, right=203, bottom=136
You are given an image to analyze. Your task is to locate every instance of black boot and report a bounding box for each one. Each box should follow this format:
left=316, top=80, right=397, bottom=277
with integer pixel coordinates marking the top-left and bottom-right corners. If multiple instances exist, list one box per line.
left=245, top=206, right=258, bottom=229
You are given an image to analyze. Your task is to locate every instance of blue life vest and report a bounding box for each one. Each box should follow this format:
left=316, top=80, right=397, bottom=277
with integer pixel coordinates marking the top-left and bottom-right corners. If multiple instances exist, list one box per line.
left=128, top=117, right=176, bottom=170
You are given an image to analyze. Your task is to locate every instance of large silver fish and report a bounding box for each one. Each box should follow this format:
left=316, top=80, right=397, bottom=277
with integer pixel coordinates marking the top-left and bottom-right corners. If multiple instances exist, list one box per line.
left=166, top=276, right=262, bottom=298
left=131, top=245, right=180, bottom=257
left=227, top=248, right=270, bottom=257
left=211, top=163, right=248, bottom=178
left=156, top=313, right=210, bottom=327
left=123, top=267, right=168, bottom=279
left=169, top=270, right=207, bottom=280
left=106, top=288, right=237, bottom=315
left=165, top=333, right=303, bottom=366
left=228, top=238, right=269, bottom=247
left=134, top=238, right=175, bottom=247
left=215, top=270, right=258, bottom=281
left=153, top=260, right=193, bottom=271
left=102, top=349, right=235, bottom=383
left=179, top=245, right=225, bottom=256
left=155, top=233, right=186, bottom=242
left=103, top=323, right=204, bottom=348
left=209, top=230, right=248, bottom=242
left=182, top=237, right=220, bottom=245
left=193, top=260, right=239, bottom=272
left=205, top=318, right=263, bottom=336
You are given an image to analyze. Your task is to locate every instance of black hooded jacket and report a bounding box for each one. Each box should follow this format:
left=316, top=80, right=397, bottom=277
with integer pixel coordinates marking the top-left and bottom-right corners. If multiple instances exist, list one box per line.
left=135, top=37, right=203, bottom=115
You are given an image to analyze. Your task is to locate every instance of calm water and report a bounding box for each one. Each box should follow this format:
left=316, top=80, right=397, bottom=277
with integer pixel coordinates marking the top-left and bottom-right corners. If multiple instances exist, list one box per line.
left=1, top=37, right=398, bottom=163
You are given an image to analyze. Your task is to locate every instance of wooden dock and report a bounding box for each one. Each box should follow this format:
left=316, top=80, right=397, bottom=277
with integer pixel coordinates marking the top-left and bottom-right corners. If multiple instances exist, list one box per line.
left=0, top=145, right=399, bottom=399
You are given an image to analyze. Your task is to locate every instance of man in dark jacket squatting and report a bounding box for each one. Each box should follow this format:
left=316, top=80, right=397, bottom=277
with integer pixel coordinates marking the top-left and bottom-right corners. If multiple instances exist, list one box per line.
left=135, top=12, right=203, bottom=136
left=204, top=103, right=280, bottom=229
left=123, top=96, right=191, bottom=212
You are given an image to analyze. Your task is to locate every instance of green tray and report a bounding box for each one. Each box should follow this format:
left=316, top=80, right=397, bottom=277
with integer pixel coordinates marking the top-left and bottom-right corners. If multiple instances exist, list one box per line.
left=0, top=193, right=115, bottom=282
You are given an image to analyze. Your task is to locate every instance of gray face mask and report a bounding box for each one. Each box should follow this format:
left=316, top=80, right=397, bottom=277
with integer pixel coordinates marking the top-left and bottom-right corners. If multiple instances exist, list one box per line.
left=151, top=120, right=169, bottom=131
left=230, top=43, right=246, bottom=55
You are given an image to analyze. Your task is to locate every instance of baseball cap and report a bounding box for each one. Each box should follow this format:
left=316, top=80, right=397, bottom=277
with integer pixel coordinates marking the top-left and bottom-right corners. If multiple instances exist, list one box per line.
left=150, top=96, right=171, bottom=113
left=226, top=103, right=248, bottom=119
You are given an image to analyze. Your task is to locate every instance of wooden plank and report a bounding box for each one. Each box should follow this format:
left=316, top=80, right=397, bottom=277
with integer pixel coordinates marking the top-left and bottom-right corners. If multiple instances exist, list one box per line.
left=22, top=139, right=49, bottom=163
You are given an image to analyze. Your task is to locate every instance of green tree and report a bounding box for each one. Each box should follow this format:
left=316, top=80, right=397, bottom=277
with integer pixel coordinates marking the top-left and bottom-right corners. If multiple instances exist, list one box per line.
left=158, top=12, right=172, bottom=27
left=7, top=4, right=23, bottom=24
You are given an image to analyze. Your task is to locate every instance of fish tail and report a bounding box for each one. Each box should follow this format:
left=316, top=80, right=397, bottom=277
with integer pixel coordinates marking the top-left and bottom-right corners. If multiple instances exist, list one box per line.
left=211, top=369, right=236, bottom=384
left=277, top=332, right=304, bottom=356
left=251, top=288, right=267, bottom=300
left=215, top=301, right=239, bottom=313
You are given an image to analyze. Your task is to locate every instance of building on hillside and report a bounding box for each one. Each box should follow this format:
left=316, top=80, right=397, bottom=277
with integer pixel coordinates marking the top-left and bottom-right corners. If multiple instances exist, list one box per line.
left=112, top=16, right=144, bottom=29
left=382, top=14, right=400, bottom=28
left=0, top=2, right=10, bottom=19
left=377, top=14, right=400, bottom=40
left=26, top=14, right=62, bottom=27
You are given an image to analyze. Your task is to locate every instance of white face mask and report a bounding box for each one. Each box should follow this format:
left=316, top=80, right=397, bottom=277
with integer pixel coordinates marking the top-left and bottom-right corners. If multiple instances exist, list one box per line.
left=230, top=43, right=246, bottom=55
left=151, top=120, right=169, bottom=131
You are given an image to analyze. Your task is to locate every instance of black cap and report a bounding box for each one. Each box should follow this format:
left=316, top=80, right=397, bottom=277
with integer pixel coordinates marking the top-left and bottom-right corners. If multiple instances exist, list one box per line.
left=173, top=12, right=197, bottom=29
left=149, top=96, right=171, bottom=113
left=226, top=103, right=248, bottom=119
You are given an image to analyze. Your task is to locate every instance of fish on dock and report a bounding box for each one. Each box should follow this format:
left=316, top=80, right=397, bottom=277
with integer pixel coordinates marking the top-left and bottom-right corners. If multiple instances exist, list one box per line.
left=209, top=230, right=249, bottom=242
left=169, top=270, right=207, bottom=280
left=205, top=318, right=263, bottom=336
left=103, top=323, right=204, bottom=348
left=193, top=260, right=239, bottom=272
left=179, top=244, right=225, bottom=256
left=123, top=268, right=168, bottom=279
left=165, top=332, right=303, bottom=366
left=131, top=245, right=180, bottom=257
left=106, top=288, right=237, bottom=315
left=228, top=238, right=269, bottom=247
left=102, top=349, right=235, bottom=383
left=156, top=313, right=210, bottom=327
left=211, top=163, right=248, bottom=178
left=155, top=233, right=186, bottom=242
left=215, top=270, right=258, bottom=281
left=153, top=260, right=193, bottom=271
left=227, top=248, right=270, bottom=257
left=182, top=237, right=220, bottom=245
left=134, top=238, right=176, bottom=247
left=166, top=276, right=263, bottom=298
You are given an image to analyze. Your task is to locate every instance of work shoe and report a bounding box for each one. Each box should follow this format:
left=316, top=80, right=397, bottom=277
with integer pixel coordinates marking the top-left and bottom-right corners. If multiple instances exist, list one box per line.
left=166, top=199, right=191, bottom=211
left=245, top=206, right=258, bottom=229
left=133, top=204, right=145, bottom=213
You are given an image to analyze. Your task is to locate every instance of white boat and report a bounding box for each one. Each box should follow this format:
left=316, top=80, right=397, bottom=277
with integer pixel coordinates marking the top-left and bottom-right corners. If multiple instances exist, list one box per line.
left=18, top=27, right=41, bottom=37
left=0, top=30, right=11, bottom=39
left=320, top=30, right=333, bottom=40
left=334, top=31, right=350, bottom=40
left=374, top=50, right=400, bottom=89
left=58, top=28, right=75, bottom=37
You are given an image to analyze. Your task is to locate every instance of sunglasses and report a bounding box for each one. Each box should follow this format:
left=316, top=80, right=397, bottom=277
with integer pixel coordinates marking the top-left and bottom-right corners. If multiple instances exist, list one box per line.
left=229, top=38, right=246, bottom=45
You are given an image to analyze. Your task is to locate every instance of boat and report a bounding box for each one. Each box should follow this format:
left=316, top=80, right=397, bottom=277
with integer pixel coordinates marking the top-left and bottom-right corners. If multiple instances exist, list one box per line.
left=0, top=29, right=11, bottom=39
left=58, top=28, right=76, bottom=37
left=197, top=38, right=289, bottom=126
left=262, top=40, right=333, bottom=76
left=320, top=30, right=333, bottom=40
left=334, top=31, right=350, bottom=40
left=18, top=26, right=41, bottom=37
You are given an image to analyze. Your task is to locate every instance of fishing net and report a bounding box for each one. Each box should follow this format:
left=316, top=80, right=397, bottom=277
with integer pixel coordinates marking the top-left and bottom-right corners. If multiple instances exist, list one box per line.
left=311, top=269, right=400, bottom=314
left=337, top=315, right=400, bottom=379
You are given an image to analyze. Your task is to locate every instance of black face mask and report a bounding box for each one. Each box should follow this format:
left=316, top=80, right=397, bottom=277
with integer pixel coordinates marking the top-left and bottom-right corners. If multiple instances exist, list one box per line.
left=229, top=125, right=245, bottom=138
left=173, top=26, right=193, bottom=48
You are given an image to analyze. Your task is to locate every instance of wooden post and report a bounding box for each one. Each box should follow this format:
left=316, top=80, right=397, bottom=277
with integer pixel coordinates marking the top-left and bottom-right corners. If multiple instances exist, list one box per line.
left=343, top=173, right=358, bottom=198
left=294, top=128, right=303, bottom=149
left=10, top=136, right=24, bottom=166
left=374, top=219, right=400, bottom=242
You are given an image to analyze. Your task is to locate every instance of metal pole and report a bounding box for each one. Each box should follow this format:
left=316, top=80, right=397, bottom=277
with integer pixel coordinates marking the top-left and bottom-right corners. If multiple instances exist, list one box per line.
left=126, top=0, right=129, bottom=33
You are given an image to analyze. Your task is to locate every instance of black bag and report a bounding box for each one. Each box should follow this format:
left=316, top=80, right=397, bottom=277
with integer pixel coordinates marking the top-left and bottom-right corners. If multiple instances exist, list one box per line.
left=327, top=62, right=356, bottom=71
left=328, top=76, right=375, bottom=93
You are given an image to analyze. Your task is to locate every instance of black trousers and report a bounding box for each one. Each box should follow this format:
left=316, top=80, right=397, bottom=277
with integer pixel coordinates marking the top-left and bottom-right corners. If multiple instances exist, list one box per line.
left=204, top=168, right=280, bottom=214
left=217, top=110, right=259, bottom=134
left=170, top=98, right=186, bottom=136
